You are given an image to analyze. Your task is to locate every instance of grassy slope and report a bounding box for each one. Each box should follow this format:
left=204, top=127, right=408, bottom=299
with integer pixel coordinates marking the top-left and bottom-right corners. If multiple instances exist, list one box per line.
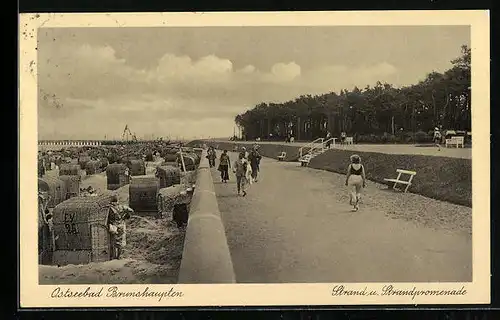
left=309, top=149, right=471, bottom=207
left=188, top=140, right=471, bottom=207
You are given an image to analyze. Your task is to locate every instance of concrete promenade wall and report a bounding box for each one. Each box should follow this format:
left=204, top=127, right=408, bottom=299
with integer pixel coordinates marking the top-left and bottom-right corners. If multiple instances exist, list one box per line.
left=178, top=150, right=236, bottom=283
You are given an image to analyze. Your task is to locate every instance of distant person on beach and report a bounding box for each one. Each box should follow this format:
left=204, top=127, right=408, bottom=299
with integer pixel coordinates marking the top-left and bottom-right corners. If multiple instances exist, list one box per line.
left=218, top=150, right=231, bottom=183
left=345, top=154, right=366, bottom=212
left=108, top=195, right=133, bottom=260
left=248, top=145, right=262, bottom=182
left=38, top=153, right=45, bottom=177
left=433, top=127, right=442, bottom=151
left=234, top=152, right=250, bottom=196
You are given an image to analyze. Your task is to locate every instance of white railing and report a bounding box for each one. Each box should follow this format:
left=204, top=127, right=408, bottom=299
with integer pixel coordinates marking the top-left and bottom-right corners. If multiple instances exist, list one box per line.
left=323, top=137, right=337, bottom=149
left=299, top=138, right=324, bottom=158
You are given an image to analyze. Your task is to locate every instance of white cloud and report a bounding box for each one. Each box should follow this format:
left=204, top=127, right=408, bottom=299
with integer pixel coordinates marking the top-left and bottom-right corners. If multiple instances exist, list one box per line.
left=76, top=44, right=126, bottom=66
left=270, top=62, right=301, bottom=81
left=238, top=65, right=256, bottom=74
left=153, top=53, right=233, bottom=84
left=155, top=54, right=193, bottom=79
left=194, top=55, right=233, bottom=74
left=38, top=44, right=399, bottom=139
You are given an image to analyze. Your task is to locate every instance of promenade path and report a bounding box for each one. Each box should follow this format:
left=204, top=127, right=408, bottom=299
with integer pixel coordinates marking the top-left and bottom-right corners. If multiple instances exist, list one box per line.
left=208, top=140, right=471, bottom=159
left=211, top=151, right=472, bottom=283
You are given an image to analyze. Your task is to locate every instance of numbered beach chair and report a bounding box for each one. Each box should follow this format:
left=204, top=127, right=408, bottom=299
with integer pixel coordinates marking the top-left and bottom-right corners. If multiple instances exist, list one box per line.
left=50, top=194, right=115, bottom=266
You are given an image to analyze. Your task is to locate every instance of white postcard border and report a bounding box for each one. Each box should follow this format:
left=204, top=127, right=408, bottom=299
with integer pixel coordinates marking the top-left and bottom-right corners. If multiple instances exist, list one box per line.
left=19, top=10, right=490, bottom=307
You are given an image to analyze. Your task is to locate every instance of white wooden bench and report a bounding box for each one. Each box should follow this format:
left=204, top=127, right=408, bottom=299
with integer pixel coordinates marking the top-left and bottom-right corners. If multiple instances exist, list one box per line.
left=277, top=152, right=286, bottom=161
left=383, top=169, right=417, bottom=193
left=299, top=154, right=312, bottom=166
left=345, top=137, right=354, bottom=145
left=445, top=136, right=464, bottom=148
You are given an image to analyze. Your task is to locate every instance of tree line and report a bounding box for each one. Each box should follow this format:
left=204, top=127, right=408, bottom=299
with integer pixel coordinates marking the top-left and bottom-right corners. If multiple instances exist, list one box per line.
left=234, top=45, right=471, bottom=143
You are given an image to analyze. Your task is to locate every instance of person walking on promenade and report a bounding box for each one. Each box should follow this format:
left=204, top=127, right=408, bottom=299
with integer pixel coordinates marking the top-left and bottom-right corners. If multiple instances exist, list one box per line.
left=239, top=146, right=248, bottom=159
left=207, top=147, right=217, bottom=167
left=433, top=127, right=442, bottom=151
left=345, top=154, right=366, bottom=212
left=218, top=150, right=231, bottom=183
left=212, top=146, right=219, bottom=167
left=340, top=131, right=347, bottom=147
left=233, top=152, right=250, bottom=196
left=248, top=144, right=262, bottom=182
left=325, top=131, right=332, bottom=149
left=245, top=156, right=253, bottom=187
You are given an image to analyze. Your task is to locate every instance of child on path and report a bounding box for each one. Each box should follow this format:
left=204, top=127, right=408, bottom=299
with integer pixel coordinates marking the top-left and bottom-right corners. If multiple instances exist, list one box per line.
left=245, top=158, right=253, bottom=187
left=239, top=146, right=248, bottom=159
left=233, top=152, right=250, bottom=196
left=345, top=154, right=366, bottom=211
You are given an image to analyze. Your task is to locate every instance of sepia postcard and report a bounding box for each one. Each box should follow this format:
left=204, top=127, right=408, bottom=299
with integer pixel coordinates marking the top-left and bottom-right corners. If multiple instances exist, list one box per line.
left=19, top=10, right=490, bottom=308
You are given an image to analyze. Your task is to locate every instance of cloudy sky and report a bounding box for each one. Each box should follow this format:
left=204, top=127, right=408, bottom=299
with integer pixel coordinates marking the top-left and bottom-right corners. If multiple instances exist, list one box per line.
left=37, top=26, right=470, bottom=140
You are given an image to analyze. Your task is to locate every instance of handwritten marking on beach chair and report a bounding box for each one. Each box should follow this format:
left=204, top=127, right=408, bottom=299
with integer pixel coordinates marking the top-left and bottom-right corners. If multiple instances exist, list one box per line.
left=299, top=154, right=312, bottom=167
left=445, top=136, right=464, bottom=148
left=277, top=152, right=286, bottom=161
left=345, top=137, right=354, bottom=145
left=383, top=169, right=417, bottom=193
